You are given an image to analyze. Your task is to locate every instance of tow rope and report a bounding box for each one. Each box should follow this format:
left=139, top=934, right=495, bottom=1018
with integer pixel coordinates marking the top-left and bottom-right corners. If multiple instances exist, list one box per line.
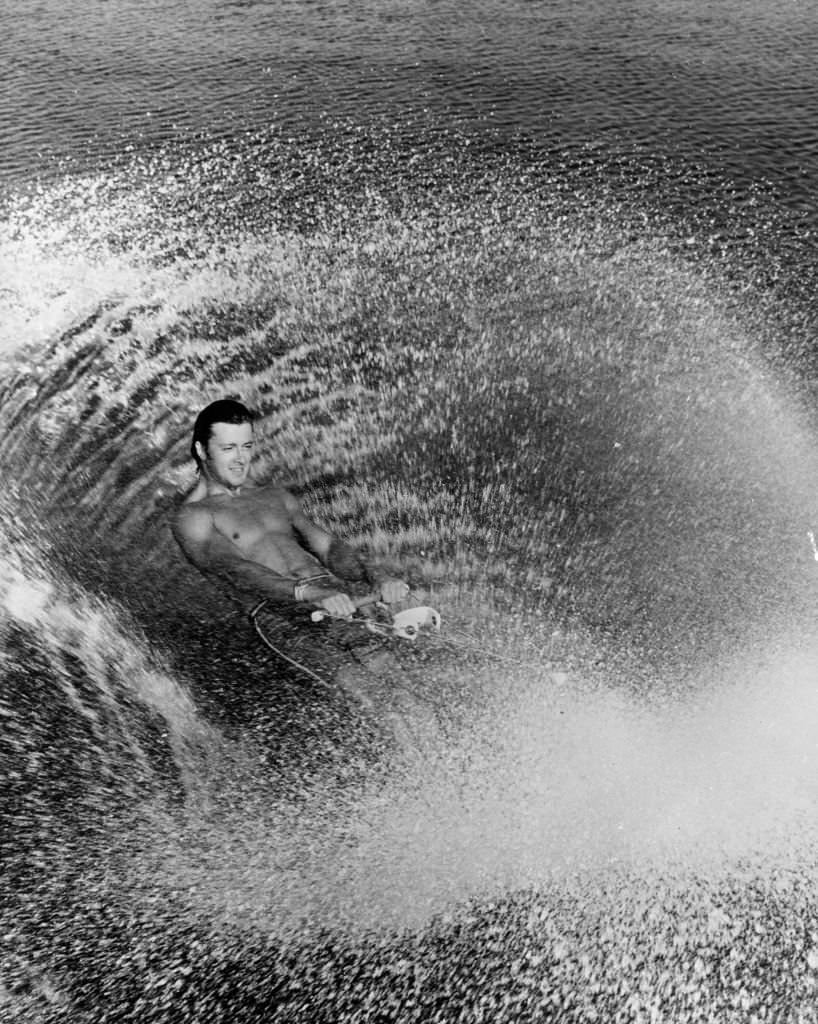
left=249, top=600, right=329, bottom=687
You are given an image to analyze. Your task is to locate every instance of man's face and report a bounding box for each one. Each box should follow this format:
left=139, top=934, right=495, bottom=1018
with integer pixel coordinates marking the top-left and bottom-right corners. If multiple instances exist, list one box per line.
left=197, top=421, right=255, bottom=490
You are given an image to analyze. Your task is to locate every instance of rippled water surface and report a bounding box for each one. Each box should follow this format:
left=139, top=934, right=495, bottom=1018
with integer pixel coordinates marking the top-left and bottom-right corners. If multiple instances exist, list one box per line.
left=5, top=0, right=818, bottom=202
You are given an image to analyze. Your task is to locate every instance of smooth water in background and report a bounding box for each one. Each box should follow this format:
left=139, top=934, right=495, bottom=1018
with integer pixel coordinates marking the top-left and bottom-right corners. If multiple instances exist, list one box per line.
left=4, top=1, right=818, bottom=1021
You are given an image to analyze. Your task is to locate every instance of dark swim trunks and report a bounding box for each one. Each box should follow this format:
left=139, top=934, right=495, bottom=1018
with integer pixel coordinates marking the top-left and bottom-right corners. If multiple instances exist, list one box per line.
left=248, top=598, right=439, bottom=749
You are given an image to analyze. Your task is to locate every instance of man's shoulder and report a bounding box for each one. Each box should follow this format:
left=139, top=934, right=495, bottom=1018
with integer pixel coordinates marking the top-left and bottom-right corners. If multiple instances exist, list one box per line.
left=172, top=496, right=214, bottom=544
left=245, top=481, right=298, bottom=510
left=251, top=480, right=291, bottom=497
left=180, top=478, right=209, bottom=506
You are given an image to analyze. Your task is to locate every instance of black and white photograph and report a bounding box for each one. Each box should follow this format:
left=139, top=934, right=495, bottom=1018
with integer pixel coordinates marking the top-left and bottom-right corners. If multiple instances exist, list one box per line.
left=3, top=1, right=818, bottom=1020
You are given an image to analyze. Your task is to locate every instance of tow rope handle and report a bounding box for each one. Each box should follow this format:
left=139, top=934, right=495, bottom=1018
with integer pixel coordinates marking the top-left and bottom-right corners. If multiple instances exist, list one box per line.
left=389, top=605, right=442, bottom=640
left=309, top=592, right=380, bottom=623
left=310, top=594, right=441, bottom=641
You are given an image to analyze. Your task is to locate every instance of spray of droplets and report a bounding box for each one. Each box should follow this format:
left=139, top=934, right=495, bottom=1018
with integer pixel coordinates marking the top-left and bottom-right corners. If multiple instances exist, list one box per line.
left=4, top=131, right=818, bottom=1021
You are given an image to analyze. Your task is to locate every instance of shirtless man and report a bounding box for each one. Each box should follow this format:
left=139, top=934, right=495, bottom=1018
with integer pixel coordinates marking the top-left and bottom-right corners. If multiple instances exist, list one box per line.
left=172, top=399, right=409, bottom=617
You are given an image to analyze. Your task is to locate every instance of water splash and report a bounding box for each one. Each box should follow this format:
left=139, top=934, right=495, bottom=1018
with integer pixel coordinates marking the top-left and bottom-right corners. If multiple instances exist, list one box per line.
left=4, top=133, right=818, bottom=1019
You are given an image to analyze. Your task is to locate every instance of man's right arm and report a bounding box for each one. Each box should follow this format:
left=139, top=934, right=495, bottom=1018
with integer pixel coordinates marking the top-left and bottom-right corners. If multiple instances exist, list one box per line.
left=171, top=505, right=299, bottom=604
left=171, top=506, right=356, bottom=617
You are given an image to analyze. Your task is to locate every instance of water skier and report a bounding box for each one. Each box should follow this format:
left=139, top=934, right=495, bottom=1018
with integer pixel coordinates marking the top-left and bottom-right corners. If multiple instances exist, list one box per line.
left=172, top=399, right=434, bottom=747
left=172, top=399, right=409, bottom=615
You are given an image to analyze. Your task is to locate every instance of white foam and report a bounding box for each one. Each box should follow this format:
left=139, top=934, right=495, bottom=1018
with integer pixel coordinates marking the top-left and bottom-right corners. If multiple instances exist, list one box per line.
left=2, top=572, right=53, bottom=624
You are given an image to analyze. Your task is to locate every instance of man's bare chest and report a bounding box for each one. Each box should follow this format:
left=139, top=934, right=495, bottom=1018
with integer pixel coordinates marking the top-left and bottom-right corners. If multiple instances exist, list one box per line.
left=210, top=491, right=293, bottom=549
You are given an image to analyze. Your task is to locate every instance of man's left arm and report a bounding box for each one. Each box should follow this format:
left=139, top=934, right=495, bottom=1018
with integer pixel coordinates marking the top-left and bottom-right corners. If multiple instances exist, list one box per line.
left=286, top=494, right=409, bottom=603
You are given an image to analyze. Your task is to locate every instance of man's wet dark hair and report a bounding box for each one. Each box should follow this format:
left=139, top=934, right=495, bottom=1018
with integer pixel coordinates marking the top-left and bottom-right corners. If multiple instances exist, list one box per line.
left=191, top=399, right=255, bottom=471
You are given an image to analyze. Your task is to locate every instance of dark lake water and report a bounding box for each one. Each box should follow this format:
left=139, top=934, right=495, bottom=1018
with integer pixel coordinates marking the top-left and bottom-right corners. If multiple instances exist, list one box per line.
left=5, top=0, right=818, bottom=205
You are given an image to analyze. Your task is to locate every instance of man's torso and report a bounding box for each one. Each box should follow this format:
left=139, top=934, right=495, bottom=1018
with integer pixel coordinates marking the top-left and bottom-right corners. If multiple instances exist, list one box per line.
left=187, top=482, right=323, bottom=578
